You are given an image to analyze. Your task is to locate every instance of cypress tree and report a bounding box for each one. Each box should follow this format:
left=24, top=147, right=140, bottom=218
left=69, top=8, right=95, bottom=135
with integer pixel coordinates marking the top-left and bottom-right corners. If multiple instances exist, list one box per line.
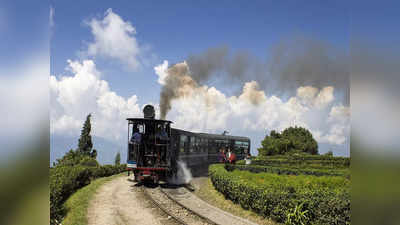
left=78, top=114, right=93, bottom=156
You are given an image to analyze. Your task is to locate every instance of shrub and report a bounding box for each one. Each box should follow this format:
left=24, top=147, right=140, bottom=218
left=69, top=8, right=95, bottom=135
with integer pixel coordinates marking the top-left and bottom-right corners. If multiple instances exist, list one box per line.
left=250, top=155, right=350, bottom=169
left=50, top=164, right=126, bottom=225
left=224, top=164, right=350, bottom=178
left=286, top=202, right=309, bottom=225
left=79, top=156, right=99, bottom=167
left=209, top=164, right=350, bottom=225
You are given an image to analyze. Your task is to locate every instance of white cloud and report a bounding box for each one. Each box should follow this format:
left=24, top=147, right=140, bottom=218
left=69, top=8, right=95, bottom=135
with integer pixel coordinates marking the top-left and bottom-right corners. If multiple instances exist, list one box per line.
left=154, top=60, right=169, bottom=85
left=50, top=59, right=142, bottom=142
left=50, top=57, right=349, bottom=155
left=86, top=8, right=141, bottom=70
left=297, top=86, right=334, bottom=108
left=156, top=60, right=349, bottom=147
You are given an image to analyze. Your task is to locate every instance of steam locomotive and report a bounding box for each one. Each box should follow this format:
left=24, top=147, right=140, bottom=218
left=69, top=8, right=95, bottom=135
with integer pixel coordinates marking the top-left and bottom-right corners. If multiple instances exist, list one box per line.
left=126, top=105, right=250, bottom=183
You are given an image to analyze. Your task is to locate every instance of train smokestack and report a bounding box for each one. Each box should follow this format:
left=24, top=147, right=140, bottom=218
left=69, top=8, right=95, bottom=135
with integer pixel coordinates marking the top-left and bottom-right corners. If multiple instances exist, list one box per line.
left=143, top=104, right=155, bottom=119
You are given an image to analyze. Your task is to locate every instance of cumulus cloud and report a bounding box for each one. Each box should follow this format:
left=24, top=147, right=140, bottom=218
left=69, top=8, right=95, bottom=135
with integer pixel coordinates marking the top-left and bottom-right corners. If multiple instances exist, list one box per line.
left=50, top=59, right=142, bottom=141
left=155, top=60, right=350, bottom=147
left=154, top=60, right=169, bottom=85
left=297, top=86, right=334, bottom=109
left=86, top=8, right=141, bottom=70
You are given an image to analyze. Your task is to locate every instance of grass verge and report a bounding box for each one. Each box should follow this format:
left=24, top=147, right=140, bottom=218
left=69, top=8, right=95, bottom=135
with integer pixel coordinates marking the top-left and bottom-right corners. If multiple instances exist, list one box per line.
left=193, top=177, right=278, bottom=225
left=62, top=173, right=125, bottom=225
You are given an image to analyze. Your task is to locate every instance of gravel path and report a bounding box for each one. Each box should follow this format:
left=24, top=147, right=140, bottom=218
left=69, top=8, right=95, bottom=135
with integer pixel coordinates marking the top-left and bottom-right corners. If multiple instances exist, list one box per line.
left=87, top=175, right=176, bottom=225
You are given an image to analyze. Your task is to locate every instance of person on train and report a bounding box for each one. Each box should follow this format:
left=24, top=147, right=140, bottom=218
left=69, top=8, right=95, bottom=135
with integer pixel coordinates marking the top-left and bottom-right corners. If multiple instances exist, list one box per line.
left=131, top=126, right=142, bottom=143
left=219, top=148, right=226, bottom=163
left=227, top=148, right=237, bottom=164
left=245, top=153, right=252, bottom=165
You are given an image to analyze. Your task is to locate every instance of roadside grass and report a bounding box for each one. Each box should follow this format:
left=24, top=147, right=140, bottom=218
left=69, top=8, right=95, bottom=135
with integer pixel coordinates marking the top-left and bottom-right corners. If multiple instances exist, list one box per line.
left=194, top=177, right=279, bottom=225
left=62, top=173, right=125, bottom=225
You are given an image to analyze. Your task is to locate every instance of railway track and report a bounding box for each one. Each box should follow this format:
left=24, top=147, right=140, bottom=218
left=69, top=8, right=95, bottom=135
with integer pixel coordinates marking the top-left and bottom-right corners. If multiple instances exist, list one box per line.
left=142, top=184, right=215, bottom=225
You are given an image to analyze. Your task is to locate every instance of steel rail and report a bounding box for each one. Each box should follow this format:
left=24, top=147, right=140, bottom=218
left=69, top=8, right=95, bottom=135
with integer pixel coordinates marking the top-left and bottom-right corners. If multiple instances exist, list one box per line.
left=141, top=186, right=188, bottom=225
left=159, top=187, right=219, bottom=225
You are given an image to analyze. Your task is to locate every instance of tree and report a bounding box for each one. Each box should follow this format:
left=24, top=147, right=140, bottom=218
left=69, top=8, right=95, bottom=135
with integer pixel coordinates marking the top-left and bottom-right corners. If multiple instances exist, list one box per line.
left=53, top=149, right=82, bottom=167
left=258, top=126, right=318, bottom=156
left=53, top=114, right=99, bottom=168
left=78, top=114, right=93, bottom=156
left=281, top=127, right=318, bottom=155
left=115, top=152, right=121, bottom=165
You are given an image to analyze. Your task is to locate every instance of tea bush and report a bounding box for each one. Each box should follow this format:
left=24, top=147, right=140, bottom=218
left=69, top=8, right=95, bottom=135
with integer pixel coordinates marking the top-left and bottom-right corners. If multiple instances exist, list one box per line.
left=225, top=164, right=350, bottom=178
left=249, top=157, right=350, bottom=169
left=50, top=164, right=126, bottom=225
left=209, top=164, right=350, bottom=225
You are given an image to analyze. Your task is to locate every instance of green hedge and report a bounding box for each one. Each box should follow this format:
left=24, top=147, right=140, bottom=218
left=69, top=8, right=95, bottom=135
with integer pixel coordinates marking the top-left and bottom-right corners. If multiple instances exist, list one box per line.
left=225, top=164, right=350, bottom=178
left=260, top=155, right=350, bottom=161
left=210, top=164, right=350, bottom=225
left=248, top=158, right=350, bottom=169
left=50, top=164, right=126, bottom=225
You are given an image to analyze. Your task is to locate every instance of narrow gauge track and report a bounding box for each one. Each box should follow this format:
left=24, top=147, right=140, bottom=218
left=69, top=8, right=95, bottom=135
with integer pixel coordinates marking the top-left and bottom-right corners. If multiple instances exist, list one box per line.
left=142, top=185, right=214, bottom=225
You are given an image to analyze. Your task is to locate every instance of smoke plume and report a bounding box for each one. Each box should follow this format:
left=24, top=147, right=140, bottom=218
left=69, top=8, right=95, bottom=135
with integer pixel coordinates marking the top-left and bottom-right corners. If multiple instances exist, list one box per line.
left=168, top=160, right=192, bottom=185
left=159, top=62, right=198, bottom=119
left=158, top=37, right=349, bottom=119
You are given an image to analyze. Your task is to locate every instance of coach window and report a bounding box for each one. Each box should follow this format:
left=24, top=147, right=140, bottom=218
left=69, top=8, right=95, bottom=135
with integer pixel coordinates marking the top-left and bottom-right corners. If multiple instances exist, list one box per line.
left=196, top=138, right=201, bottom=153
left=243, top=141, right=249, bottom=154
left=189, top=136, right=195, bottom=153
left=138, top=124, right=145, bottom=134
left=180, top=135, right=187, bottom=153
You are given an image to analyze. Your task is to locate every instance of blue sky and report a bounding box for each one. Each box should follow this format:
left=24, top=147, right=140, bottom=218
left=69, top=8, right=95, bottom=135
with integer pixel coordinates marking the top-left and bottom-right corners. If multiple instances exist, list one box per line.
left=47, top=0, right=358, bottom=160
left=51, top=0, right=349, bottom=104
left=1, top=1, right=399, bottom=162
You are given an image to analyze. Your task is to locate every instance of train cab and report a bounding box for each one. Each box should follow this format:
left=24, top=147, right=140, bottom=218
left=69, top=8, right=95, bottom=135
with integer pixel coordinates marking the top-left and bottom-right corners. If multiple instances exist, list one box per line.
left=126, top=105, right=173, bottom=183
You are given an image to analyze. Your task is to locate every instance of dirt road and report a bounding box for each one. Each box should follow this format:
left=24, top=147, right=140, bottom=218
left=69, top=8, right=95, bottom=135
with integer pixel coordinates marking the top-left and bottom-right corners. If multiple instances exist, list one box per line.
left=87, top=175, right=177, bottom=225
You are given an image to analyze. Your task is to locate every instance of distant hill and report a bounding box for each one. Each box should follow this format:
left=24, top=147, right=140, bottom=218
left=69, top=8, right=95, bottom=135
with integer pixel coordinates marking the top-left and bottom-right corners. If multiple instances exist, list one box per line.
left=50, top=134, right=126, bottom=165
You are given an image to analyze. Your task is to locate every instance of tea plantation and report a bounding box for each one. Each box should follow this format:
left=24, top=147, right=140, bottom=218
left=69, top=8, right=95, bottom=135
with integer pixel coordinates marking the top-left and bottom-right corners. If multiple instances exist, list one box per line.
left=209, top=155, right=350, bottom=225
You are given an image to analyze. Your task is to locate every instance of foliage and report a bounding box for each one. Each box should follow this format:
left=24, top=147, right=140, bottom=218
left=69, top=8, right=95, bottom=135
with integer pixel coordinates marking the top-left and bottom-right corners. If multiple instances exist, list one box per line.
left=53, top=150, right=101, bottom=168
left=324, top=150, right=334, bottom=157
left=250, top=159, right=349, bottom=169
left=79, top=156, right=100, bottom=167
left=53, top=149, right=84, bottom=167
left=209, top=164, right=350, bottom=225
left=244, top=155, right=350, bottom=169
left=115, top=152, right=121, bottom=165
left=78, top=114, right=95, bottom=157
left=258, top=126, right=318, bottom=156
left=224, top=164, right=350, bottom=178
left=50, top=164, right=126, bottom=225
left=53, top=115, right=100, bottom=168
left=286, top=202, right=309, bottom=225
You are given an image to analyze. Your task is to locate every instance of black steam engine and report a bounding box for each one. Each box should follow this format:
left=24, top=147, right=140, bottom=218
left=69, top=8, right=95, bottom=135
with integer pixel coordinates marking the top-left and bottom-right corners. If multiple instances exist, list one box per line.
left=126, top=105, right=250, bottom=183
